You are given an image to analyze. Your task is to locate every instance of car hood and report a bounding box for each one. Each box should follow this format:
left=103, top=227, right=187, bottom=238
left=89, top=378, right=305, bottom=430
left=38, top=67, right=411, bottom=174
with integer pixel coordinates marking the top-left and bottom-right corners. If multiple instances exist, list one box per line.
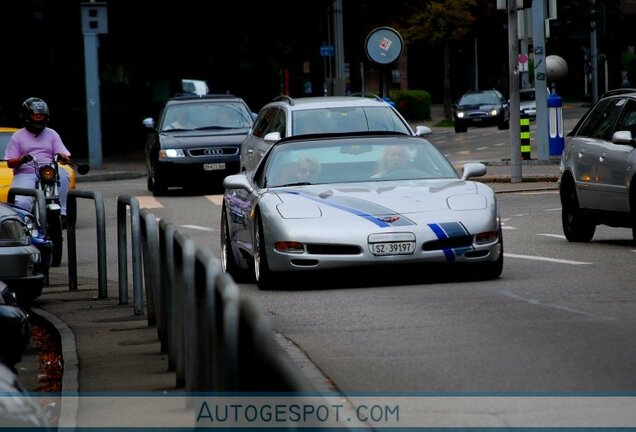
left=273, top=179, right=491, bottom=220
left=159, top=129, right=249, bottom=147
left=456, top=103, right=498, bottom=111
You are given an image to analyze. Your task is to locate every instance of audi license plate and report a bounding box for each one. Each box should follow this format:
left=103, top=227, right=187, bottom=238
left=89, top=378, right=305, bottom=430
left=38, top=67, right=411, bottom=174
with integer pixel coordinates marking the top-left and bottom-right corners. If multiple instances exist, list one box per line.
left=370, top=241, right=415, bottom=256
left=203, top=163, right=225, bottom=171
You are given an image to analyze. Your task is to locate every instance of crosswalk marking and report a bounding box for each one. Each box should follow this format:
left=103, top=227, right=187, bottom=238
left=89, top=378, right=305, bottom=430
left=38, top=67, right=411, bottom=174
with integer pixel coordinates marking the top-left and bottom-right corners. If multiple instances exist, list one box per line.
left=205, top=195, right=223, bottom=205
left=136, top=195, right=163, bottom=209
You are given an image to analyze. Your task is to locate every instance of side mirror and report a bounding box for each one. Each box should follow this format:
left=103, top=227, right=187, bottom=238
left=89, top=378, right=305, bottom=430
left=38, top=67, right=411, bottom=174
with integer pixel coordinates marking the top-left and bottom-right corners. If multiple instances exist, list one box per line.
left=142, top=117, right=155, bottom=129
left=611, top=130, right=634, bottom=145
left=263, top=131, right=282, bottom=143
left=461, top=162, right=487, bottom=180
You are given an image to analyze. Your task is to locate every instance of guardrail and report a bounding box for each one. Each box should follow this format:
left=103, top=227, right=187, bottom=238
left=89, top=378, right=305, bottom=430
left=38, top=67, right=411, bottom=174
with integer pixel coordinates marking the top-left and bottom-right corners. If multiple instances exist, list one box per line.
left=9, top=184, right=314, bottom=392
left=126, top=195, right=314, bottom=392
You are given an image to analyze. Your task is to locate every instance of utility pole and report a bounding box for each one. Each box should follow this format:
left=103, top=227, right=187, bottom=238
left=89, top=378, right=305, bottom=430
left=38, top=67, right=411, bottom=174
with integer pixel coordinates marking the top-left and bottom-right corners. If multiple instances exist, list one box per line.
left=332, top=0, right=346, bottom=96
left=508, top=0, right=522, bottom=183
left=532, top=0, right=549, bottom=161
left=590, top=0, right=599, bottom=103
left=80, top=2, right=108, bottom=169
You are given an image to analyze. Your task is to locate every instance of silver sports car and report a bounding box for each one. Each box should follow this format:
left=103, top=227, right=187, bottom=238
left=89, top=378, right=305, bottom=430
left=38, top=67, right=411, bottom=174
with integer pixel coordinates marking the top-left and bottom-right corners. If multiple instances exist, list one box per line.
left=221, top=132, right=503, bottom=290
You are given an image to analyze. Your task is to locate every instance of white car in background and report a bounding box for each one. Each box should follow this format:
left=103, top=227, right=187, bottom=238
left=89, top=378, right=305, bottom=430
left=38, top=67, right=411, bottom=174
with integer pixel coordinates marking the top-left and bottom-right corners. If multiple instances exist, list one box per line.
left=239, top=95, right=431, bottom=172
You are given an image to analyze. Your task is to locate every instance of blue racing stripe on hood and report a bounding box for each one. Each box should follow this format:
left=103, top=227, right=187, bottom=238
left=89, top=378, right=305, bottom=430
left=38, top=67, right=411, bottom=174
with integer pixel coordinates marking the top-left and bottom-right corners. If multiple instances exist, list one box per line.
left=284, top=190, right=413, bottom=228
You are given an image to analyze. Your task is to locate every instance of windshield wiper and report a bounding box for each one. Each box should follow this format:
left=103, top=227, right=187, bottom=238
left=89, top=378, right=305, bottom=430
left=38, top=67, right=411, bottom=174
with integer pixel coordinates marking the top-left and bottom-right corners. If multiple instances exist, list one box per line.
left=194, top=125, right=233, bottom=130
left=278, top=181, right=313, bottom=187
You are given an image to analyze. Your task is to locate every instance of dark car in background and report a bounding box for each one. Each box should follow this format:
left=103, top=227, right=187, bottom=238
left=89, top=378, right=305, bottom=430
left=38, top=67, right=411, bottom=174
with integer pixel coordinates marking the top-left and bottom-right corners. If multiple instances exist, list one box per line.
left=142, top=95, right=256, bottom=195
left=453, top=89, right=510, bottom=133
left=559, top=88, right=636, bottom=242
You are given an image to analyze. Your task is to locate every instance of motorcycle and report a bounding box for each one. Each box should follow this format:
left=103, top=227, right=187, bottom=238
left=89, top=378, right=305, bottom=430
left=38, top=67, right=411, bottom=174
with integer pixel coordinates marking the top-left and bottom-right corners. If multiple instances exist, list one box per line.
left=23, top=154, right=90, bottom=267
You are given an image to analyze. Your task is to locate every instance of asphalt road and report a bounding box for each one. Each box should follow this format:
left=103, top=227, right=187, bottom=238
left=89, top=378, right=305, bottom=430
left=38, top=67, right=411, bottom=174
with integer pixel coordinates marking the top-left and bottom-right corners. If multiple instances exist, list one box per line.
left=64, top=175, right=636, bottom=393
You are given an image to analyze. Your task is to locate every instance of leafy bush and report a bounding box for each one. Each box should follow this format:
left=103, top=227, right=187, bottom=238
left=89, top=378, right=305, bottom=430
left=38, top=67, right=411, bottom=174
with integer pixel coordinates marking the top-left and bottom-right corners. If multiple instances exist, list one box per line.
left=389, top=89, right=431, bottom=121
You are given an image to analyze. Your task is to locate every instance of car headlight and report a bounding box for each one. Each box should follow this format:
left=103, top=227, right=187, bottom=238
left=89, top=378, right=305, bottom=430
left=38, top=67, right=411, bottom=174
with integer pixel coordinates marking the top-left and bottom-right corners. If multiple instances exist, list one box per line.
left=159, top=149, right=186, bottom=159
left=22, top=214, right=41, bottom=237
left=489, top=109, right=498, bottom=116
left=457, top=112, right=465, bottom=118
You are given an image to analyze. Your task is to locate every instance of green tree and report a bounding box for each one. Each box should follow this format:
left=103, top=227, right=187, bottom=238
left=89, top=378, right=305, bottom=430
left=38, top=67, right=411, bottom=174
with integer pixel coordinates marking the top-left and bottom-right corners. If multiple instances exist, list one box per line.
left=396, top=0, right=480, bottom=120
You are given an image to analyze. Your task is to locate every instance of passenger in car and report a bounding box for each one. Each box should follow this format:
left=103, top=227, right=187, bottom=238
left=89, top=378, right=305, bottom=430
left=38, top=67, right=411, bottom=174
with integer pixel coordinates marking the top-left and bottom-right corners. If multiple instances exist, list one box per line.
left=294, top=155, right=321, bottom=183
left=372, top=145, right=412, bottom=178
left=164, top=108, right=191, bottom=130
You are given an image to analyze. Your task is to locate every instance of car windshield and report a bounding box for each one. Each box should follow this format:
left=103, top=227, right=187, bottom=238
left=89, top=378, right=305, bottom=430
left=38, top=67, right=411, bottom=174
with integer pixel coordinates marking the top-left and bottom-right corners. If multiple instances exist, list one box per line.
left=520, top=90, right=536, bottom=102
left=459, top=92, right=500, bottom=105
left=263, top=137, right=458, bottom=187
left=291, top=106, right=411, bottom=135
left=161, top=102, right=253, bottom=132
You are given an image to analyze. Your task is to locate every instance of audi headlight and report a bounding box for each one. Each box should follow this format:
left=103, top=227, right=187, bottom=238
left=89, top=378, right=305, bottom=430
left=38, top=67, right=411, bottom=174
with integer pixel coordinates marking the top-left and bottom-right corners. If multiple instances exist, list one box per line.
left=457, top=112, right=465, bottom=118
left=159, top=149, right=186, bottom=159
left=489, top=109, right=498, bottom=116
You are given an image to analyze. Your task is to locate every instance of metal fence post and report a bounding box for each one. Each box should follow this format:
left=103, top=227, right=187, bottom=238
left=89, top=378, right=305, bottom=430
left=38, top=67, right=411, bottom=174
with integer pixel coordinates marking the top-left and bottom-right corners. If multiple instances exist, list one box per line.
left=116, top=195, right=143, bottom=314
left=140, top=208, right=159, bottom=326
left=67, top=190, right=107, bottom=297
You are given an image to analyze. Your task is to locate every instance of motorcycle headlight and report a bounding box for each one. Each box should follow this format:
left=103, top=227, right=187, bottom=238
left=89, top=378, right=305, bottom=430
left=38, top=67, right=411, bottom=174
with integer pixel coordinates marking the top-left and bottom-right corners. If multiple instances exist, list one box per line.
left=39, top=165, right=57, bottom=181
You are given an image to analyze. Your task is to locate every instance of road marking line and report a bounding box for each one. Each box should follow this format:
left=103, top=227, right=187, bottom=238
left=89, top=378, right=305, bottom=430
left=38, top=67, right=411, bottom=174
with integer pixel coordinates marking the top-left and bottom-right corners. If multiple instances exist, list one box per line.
left=502, top=226, right=517, bottom=230
left=537, top=233, right=566, bottom=239
left=499, top=290, right=614, bottom=321
left=477, top=146, right=489, bottom=151
left=136, top=195, right=163, bottom=209
left=505, top=253, right=592, bottom=265
left=181, top=224, right=215, bottom=232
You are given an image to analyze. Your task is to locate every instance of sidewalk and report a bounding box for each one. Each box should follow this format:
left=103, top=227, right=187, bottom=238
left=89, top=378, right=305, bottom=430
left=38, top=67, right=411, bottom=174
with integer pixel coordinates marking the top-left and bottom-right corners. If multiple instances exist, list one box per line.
left=12, top=116, right=562, bottom=428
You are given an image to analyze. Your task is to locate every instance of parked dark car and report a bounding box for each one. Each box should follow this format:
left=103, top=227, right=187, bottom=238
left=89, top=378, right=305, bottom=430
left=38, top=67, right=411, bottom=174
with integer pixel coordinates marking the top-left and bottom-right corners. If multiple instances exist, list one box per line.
left=4, top=203, right=52, bottom=286
left=559, top=88, right=636, bottom=242
left=0, top=202, right=43, bottom=307
left=142, top=94, right=256, bottom=195
left=0, top=280, right=30, bottom=371
left=453, top=89, right=510, bottom=133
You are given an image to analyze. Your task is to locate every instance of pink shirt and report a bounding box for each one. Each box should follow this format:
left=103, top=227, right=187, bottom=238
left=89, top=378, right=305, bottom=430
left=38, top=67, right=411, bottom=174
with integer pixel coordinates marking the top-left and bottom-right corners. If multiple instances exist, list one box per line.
left=3, top=128, right=70, bottom=175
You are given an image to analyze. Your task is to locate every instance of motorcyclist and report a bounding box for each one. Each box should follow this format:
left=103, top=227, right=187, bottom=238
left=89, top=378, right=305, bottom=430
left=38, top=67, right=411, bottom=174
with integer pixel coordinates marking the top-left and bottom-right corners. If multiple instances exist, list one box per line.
left=3, top=97, right=72, bottom=225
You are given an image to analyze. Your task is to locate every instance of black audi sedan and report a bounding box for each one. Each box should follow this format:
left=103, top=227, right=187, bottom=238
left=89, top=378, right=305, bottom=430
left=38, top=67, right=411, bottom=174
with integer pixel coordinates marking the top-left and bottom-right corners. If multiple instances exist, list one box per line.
left=142, top=95, right=256, bottom=195
left=453, top=89, right=510, bottom=133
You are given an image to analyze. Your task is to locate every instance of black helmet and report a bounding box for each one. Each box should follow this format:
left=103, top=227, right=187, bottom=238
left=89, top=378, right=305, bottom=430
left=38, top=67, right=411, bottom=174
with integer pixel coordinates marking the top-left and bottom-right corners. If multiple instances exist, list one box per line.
left=20, top=97, right=49, bottom=134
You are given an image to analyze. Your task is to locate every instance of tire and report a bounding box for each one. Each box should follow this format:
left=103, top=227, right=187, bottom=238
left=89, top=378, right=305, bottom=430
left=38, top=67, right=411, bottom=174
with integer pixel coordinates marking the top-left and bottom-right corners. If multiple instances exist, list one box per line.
left=220, top=205, right=249, bottom=282
left=151, top=164, right=167, bottom=196
left=48, top=212, right=64, bottom=267
left=454, top=122, right=467, bottom=133
left=253, top=213, right=275, bottom=290
left=561, top=178, right=596, bottom=242
left=480, top=234, right=504, bottom=280
left=147, top=176, right=154, bottom=192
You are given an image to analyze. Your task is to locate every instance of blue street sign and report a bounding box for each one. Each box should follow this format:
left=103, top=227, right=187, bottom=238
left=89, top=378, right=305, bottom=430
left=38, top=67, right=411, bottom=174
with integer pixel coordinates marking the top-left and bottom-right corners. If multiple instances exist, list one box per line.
left=320, top=45, right=335, bottom=57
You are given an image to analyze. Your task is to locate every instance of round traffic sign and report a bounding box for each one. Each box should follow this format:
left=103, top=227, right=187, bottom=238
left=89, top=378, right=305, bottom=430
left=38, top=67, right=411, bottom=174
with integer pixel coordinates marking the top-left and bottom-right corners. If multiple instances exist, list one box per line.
left=365, top=27, right=403, bottom=65
left=518, top=53, right=529, bottom=64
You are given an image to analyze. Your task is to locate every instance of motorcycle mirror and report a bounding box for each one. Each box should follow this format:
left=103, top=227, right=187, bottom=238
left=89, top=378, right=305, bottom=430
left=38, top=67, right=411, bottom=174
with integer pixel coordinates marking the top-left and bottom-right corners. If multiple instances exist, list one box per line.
left=77, top=164, right=90, bottom=175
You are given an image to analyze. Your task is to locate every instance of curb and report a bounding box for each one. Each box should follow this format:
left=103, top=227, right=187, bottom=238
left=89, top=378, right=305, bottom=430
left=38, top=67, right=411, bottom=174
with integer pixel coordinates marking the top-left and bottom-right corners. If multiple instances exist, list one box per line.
left=31, top=307, right=78, bottom=429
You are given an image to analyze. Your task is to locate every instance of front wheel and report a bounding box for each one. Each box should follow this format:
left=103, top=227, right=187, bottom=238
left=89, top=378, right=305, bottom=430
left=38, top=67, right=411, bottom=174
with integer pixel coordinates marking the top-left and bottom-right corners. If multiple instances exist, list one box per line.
left=47, top=212, right=64, bottom=267
left=253, top=213, right=275, bottom=290
left=221, top=205, right=250, bottom=282
left=561, top=180, right=596, bottom=242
